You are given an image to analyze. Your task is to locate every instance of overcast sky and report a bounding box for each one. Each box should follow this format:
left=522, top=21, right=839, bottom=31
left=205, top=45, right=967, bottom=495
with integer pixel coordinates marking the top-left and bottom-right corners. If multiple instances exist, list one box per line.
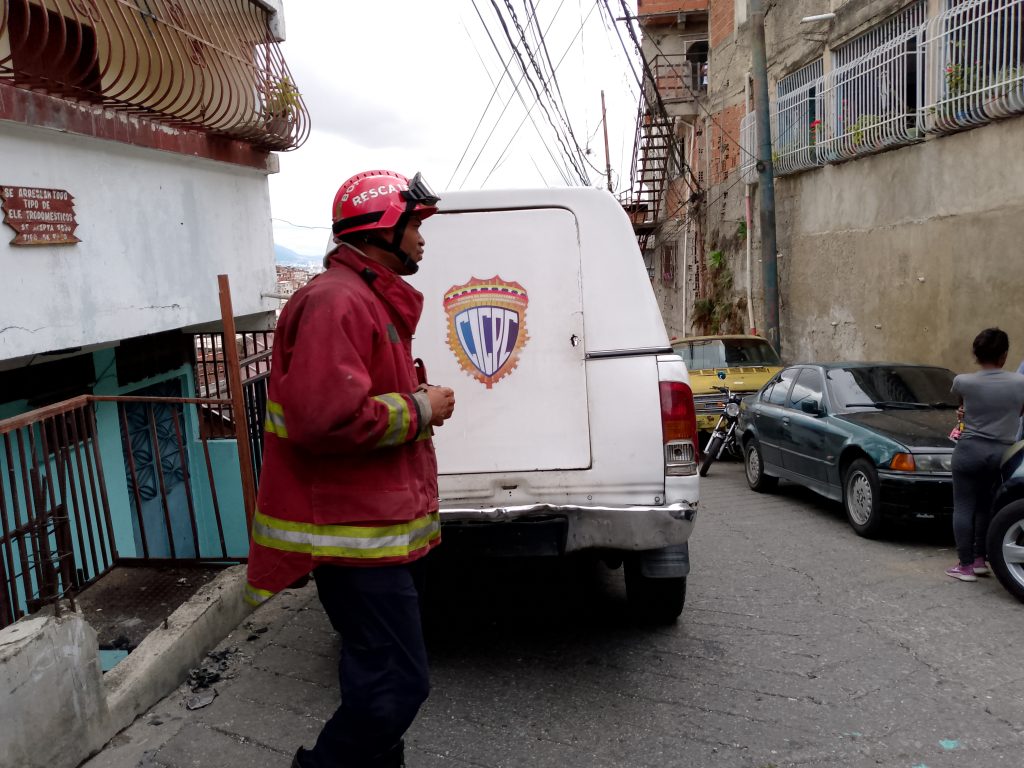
left=270, top=1, right=640, bottom=256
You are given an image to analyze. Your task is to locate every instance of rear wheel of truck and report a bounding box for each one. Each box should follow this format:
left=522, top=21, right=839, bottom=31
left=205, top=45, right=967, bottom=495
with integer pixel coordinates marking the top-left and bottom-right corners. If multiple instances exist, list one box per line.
left=624, top=561, right=686, bottom=624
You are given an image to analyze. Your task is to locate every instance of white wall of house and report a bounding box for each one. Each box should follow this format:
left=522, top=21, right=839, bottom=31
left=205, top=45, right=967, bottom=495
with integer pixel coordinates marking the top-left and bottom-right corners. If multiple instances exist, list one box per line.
left=0, top=123, right=278, bottom=362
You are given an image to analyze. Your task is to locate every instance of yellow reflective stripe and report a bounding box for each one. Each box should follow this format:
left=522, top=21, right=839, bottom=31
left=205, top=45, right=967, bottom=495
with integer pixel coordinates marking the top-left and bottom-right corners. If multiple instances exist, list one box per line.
left=252, top=509, right=441, bottom=559
left=255, top=508, right=436, bottom=539
left=243, top=583, right=274, bottom=607
left=265, top=399, right=288, bottom=438
left=372, top=393, right=411, bottom=447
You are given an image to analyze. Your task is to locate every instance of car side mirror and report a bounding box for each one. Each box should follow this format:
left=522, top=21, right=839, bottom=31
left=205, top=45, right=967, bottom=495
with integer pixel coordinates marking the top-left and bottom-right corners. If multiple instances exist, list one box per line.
left=800, top=400, right=823, bottom=416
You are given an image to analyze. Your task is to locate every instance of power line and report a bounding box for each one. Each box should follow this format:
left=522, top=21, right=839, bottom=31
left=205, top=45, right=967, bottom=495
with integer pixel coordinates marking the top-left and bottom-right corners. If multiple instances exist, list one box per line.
left=614, top=0, right=698, bottom=193
left=461, top=0, right=577, bottom=188
left=480, top=0, right=599, bottom=186
left=489, top=0, right=590, bottom=184
left=448, top=1, right=550, bottom=189
left=272, top=217, right=330, bottom=231
left=516, top=0, right=590, bottom=180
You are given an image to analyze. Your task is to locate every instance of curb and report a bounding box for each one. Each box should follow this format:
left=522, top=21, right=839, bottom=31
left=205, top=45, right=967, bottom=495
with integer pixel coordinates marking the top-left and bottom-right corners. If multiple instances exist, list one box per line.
left=101, top=563, right=254, bottom=739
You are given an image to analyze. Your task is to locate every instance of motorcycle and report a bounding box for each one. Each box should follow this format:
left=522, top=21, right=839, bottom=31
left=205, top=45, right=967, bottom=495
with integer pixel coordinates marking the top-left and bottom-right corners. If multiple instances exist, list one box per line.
left=699, top=372, right=743, bottom=478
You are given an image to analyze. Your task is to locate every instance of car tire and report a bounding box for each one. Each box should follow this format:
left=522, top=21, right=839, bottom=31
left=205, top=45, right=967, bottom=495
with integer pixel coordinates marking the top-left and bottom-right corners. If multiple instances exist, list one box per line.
left=986, top=499, right=1024, bottom=604
left=744, top=438, right=778, bottom=492
left=624, top=560, right=686, bottom=625
left=843, top=458, right=885, bottom=538
left=699, top=434, right=723, bottom=477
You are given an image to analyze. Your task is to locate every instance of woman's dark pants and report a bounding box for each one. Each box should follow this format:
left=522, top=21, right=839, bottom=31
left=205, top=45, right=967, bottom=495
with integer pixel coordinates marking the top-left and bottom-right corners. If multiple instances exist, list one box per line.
left=951, top=438, right=1005, bottom=565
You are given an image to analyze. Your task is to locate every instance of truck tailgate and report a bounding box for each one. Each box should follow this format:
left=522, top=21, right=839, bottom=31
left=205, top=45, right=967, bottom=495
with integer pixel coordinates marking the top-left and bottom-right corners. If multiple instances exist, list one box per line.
left=410, top=207, right=591, bottom=475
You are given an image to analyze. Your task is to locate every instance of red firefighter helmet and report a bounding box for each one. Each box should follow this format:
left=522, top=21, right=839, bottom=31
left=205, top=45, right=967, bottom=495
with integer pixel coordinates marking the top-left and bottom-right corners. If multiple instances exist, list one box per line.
left=331, top=170, right=439, bottom=241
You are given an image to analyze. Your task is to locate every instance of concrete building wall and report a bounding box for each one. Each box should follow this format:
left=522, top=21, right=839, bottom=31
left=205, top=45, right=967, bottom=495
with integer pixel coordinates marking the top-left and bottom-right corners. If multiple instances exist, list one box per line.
left=776, top=116, right=1024, bottom=372
left=696, top=0, right=1024, bottom=370
left=0, top=123, right=278, bottom=362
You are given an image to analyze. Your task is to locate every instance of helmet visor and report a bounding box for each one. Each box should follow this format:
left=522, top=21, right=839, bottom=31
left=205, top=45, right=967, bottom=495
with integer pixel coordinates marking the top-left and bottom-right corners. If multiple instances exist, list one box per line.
left=403, top=172, right=441, bottom=207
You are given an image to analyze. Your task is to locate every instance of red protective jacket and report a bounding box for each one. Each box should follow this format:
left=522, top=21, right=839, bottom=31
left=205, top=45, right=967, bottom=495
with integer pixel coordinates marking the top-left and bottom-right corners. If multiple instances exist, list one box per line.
left=245, top=245, right=440, bottom=606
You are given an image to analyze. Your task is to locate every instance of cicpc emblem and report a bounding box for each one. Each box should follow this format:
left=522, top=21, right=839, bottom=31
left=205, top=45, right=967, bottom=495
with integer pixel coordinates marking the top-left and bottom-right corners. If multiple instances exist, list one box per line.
left=443, top=276, right=529, bottom=389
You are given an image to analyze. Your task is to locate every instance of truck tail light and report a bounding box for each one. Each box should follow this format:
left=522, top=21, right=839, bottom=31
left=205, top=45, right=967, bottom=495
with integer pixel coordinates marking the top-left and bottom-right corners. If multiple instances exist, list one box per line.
left=660, top=381, right=698, bottom=476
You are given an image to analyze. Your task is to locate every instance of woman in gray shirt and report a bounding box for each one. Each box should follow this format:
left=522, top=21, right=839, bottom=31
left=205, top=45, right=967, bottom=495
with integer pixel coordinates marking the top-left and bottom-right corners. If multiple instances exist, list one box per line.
left=947, top=328, right=1024, bottom=582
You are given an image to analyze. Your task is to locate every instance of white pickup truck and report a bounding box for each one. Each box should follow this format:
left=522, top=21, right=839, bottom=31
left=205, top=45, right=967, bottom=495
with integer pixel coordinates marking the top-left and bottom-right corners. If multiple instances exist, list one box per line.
left=408, top=188, right=699, bottom=623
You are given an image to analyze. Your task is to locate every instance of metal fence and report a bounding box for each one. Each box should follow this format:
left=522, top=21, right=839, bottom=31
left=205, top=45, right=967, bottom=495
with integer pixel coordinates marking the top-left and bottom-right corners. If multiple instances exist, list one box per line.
left=194, top=332, right=273, bottom=484
left=0, top=394, right=249, bottom=631
left=919, top=0, right=1024, bottom=134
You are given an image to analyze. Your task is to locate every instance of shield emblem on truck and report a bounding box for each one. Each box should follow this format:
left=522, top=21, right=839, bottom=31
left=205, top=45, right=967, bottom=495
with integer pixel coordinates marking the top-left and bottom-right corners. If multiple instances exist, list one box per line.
left=443, top=276, right=530, bottom=389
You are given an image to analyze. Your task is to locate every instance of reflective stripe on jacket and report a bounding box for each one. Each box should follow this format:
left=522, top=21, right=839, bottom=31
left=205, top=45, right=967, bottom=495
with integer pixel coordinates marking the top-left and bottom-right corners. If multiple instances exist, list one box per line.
left=246, top=245, right=440, bottom=604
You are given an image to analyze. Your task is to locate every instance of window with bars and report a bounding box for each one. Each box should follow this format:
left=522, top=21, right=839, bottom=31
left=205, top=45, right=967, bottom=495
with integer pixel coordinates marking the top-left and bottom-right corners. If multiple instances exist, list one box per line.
left=818, top=24, right=925, bottom=162
left=740, top=111, right=757, bottom=184
left=771, top=60, right=824, bottom=175
left=662, top=244, right=676, bottom=285
left=919, top=0, right=1024, bottom=134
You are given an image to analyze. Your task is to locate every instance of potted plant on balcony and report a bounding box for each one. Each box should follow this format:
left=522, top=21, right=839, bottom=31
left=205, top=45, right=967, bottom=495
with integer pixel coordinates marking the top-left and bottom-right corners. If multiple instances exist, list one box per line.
left=263, top=75, right=301, bottom=136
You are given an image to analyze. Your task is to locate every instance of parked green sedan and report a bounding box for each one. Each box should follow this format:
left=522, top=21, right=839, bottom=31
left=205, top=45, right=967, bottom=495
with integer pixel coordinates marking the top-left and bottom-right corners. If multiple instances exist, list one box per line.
left=737, top=363, right=958, bottom=537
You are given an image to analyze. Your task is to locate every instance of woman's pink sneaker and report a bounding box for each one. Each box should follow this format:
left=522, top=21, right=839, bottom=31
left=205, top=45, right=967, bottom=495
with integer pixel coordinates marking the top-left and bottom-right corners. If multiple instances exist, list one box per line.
left=945, top=564, right=977, bottom=582
left=971, top=558, right=990, bottom=576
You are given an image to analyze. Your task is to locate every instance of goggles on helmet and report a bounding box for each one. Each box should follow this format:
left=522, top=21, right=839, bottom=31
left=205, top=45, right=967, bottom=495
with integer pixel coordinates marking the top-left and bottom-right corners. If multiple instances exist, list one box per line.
left=402, top=172, right=440, bottom=207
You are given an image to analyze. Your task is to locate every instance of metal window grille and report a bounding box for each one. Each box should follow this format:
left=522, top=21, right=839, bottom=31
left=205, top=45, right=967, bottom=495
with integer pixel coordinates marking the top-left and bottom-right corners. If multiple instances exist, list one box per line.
left=919, top=0, right=1024, bottom=134
left=740, top=111, right=758, bottom=184
left=0, top=0, right=310, bottom=151
left=662, top=243, right=676, bottom=284
left=817, top=25, right=925, bottom=163
left=833, top=1, right=928, bottom=67
left=771, top=59, right=824, bottom=175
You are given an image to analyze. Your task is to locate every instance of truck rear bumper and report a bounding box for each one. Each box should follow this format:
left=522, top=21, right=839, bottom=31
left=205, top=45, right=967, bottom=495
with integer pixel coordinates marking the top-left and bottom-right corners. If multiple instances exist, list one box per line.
left=438, top=501, right=698, bottom=552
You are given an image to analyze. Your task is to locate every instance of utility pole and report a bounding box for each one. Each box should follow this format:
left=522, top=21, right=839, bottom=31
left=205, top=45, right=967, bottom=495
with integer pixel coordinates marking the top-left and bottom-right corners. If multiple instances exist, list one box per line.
left=601, top=90, right=613, bottom=193
left=750, top=0, right=781, bottom=355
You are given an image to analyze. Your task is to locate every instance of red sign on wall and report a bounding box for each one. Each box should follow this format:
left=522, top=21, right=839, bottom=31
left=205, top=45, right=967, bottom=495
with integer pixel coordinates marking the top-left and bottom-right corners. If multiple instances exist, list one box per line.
left=1, top=186, right=81, bottom=246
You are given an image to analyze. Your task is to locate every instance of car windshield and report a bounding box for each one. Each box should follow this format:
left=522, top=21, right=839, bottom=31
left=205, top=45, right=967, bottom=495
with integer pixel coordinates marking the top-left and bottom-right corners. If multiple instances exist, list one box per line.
left=826, top=366, right=958, bottom=412
left=673, top=338, right=781, bottom=370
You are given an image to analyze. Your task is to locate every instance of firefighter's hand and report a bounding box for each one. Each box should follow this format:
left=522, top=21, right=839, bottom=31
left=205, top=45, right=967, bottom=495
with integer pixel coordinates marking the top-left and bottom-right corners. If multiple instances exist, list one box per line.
left=426, top=386, right=455, bottom=426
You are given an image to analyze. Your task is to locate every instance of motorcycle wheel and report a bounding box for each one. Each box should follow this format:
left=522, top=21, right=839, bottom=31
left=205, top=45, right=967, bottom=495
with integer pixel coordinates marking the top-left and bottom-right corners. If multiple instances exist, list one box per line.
left=699, top=433, right=723, bottom=477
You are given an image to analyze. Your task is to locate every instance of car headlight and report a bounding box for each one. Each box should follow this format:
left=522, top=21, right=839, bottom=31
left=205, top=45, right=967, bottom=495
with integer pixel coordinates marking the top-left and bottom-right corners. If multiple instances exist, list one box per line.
left=725, top=402, right=740, bottom=418
left=913, top=453, right=952, bottom=473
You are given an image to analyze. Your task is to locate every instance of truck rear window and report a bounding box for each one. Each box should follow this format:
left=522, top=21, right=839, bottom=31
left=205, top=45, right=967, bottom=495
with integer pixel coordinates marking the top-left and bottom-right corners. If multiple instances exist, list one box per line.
left=672, top=339, right=781, bottom=370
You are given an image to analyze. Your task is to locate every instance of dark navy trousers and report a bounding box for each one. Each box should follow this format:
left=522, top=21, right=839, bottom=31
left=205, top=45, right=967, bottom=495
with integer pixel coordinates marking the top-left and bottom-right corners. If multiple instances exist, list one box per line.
left=306, top=561, right=430, bottom=768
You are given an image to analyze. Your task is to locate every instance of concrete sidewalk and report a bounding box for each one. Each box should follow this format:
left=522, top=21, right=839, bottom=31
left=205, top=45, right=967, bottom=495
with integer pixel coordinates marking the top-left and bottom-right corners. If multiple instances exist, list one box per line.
left=83, top=583, right=337, bottom=768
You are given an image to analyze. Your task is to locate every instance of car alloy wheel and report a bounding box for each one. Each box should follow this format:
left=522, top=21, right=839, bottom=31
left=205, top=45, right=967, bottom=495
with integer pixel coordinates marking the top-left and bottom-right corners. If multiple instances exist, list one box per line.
left=843, top=458, right=884, bottom=537
left=744, top=438, right=777, bottom=493
left=846, top=472, right=873, bottom=526
left=986, top=500, right=1024, bottom=603
left=745, top=443, right=761, bottom=484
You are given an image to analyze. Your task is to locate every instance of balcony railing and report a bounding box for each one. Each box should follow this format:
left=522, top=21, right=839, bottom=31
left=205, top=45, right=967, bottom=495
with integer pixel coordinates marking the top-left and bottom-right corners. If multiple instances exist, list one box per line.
left=0, top=394, right=252, bottom=630
left=0, top=0, right=309, bottom=151
left=648, top=52, right=705, bottom=103
left=919, top=0, right=1024, bottom=134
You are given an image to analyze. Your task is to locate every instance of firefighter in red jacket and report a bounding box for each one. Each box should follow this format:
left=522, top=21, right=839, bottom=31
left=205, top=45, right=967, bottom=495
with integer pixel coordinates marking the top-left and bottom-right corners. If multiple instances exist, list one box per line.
left=246, top=170, right=455, bottom=768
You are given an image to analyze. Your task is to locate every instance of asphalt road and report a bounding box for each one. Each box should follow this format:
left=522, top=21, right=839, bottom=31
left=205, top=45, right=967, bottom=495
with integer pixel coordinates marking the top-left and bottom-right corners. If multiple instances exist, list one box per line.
left=87, top=460, right=1024, bottom=768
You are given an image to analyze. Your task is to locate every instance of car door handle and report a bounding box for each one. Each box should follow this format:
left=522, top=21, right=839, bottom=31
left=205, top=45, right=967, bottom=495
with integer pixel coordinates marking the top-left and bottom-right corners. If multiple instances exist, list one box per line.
left=782, top=416, right=790, bottom=426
